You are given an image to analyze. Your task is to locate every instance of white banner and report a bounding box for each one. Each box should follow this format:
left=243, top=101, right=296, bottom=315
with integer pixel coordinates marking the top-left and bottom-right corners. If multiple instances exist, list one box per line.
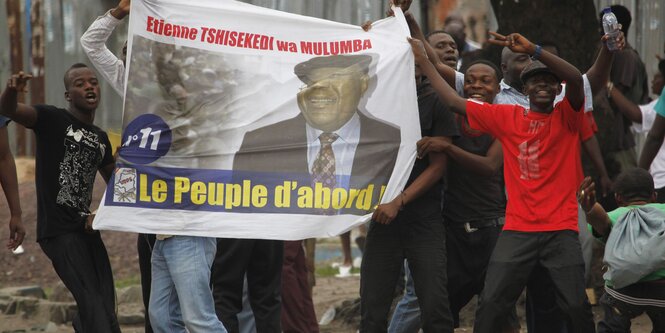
left=94, top=0, right=420, bottom=240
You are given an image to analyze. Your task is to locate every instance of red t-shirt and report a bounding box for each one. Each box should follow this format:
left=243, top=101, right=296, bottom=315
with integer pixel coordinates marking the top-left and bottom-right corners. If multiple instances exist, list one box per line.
left=466, top=98, right=585, bottom=232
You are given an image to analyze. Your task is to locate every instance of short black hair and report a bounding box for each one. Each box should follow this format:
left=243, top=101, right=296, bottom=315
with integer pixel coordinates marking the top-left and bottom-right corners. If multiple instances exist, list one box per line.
left=538, top=41, right=560, bottom=56
left=599, top=5, right=631, bottom=35
left=658, top=59, right=665, bottom=78
left=426, top=30, right=450, bottom=40
left=613, top=168, right=654, bottom=202
left=63, top=63, right=89, bottom=89
left=462, top=59, right=502, bottom=82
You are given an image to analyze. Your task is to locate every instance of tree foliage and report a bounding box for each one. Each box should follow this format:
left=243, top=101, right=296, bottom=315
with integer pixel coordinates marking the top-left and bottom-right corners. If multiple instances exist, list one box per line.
left=490, top=0, right=600, bottom=71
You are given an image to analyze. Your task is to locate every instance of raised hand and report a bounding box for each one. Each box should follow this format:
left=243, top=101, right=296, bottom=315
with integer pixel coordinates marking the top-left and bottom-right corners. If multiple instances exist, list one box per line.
left=111, top=0, right=130, bottom=19
left=602, top=29, right=625, bottom=51
left=408, top=37, right=428, bottom=65
left=7, top=71, right=32, bottom=93
left=488, top=31, right=536, bottom=55
left=578, top=176, right=596, bottom=213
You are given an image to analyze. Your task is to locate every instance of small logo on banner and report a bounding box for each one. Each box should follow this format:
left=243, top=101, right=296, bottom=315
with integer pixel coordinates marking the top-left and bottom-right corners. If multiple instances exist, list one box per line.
left=114, top=168, right=138, bottom=203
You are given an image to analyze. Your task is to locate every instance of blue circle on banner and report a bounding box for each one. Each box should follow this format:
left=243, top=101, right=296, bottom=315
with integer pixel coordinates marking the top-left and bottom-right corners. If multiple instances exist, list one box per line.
left=119, top=114, right=172, bottom=164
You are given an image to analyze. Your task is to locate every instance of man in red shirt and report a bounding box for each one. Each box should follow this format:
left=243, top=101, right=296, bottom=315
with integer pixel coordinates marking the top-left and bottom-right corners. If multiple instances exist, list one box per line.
left=409, top=31, right=595, bottom=331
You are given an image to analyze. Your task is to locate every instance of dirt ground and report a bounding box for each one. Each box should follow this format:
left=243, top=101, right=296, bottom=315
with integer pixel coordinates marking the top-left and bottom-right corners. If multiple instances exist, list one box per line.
left=0, top=158, right=654, bottom=332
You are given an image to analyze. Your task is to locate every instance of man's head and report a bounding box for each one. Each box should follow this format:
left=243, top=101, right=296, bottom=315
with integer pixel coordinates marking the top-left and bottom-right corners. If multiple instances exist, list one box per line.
left=63, top=63, right=100, bottom=113
left=652, top=59, right=665, bottom=96
left=426, top=31, right=459, bottom=68
left=613, top=168, right=656, bottom=206
left=540, top=41, right=560, bottom=57
left=501, top=47, right=532, bottom=91
left=463, top=60, right=501, bottom=104
left=295, top=55, right=372, bottom=132
left=520, top=61, right=562, bottom=111
left=443, top=21, right=467, bottom=53
left=599, top=5, right=631, bottom=36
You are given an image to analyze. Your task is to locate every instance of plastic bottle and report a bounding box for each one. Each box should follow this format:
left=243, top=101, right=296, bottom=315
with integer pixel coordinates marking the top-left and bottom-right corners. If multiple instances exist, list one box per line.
left=602, top=7, right=620, bottom=51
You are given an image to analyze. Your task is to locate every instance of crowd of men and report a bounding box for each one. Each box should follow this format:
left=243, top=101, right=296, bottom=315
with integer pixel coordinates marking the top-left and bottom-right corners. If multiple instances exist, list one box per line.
left=2, top=0, right=665, bottom=332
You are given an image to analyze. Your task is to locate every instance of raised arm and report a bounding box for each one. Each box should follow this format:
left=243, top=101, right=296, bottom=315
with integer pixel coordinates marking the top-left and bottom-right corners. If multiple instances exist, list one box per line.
left=0, top=72, right=37, bottom=128
left=404, top=12, right=458, bottom=88
left=417, top=137, right=503, bottom=177
left=0, top=125, right=25, bottom=250
left=80, top=0, right=129, bottom=95
left=489, top=32, right=584, bottom=110
left=585, top=32, right=624, bottom=95
left=578, top=177, right=611, bottom=238
left=409, top=38, right=467, bottom=115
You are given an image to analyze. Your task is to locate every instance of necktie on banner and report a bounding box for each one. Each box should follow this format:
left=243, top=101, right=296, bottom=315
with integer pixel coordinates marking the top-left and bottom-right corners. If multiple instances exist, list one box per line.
left=312, top=132, right=339, bottom=215
left=93, top=0, right=420, bottom=240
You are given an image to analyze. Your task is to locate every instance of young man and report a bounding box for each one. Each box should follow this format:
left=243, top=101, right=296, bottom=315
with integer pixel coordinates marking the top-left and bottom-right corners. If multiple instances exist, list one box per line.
left=579, top=169, right=665, bottom=331
left=0, top=115, right=25, bottom=251
left=0, top=65, right=119, bottom=332
left=81, top=3, right=157, bottom=332
left=409, top=30, right=596, bottom=331
left=360, top=49, right=459, bottom=333
left=613, top=59, right=665, bottom=202
left=417, top=60, right=520, bottom=331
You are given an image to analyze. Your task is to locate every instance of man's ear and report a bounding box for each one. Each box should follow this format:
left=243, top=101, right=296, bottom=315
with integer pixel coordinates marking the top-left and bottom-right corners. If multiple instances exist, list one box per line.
left=360, top=74, right=369, bottom=94
left=651, top=190, right=658, bottom=203
left=556, top=83, right=563, bottom=95
left=615, top=192, right=623, bottom=206
left=64, top=91, right=71, bottom=102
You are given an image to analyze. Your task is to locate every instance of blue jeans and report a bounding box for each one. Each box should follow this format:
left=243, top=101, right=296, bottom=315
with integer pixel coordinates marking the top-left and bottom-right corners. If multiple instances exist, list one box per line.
left=388, top=260, right=421, bottom=333
left=149, top=236, right=227, bottom=333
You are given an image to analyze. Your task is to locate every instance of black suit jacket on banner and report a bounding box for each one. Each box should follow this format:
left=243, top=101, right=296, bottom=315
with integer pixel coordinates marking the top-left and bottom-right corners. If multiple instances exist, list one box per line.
left=233, top=111, right=401, bottom=215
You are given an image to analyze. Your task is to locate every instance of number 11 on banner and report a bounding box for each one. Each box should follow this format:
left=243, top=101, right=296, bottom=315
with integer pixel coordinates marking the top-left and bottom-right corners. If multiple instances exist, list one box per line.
left=123, top=127, right=162, bottom=151
left=119, top=114, right=172, bottom=164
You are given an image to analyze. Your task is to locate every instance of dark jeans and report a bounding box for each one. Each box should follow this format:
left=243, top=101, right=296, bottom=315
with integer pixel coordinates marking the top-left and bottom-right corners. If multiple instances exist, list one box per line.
left=40, top=232, right=121, bottom=333
left=525, top=266, right=568, bottom=333
left=360, top=208, right=453, bottom=333
left=473, top=230, right=595, bottom=333
left=598, top=283, right=665, bottom=333
left=446, top=222, right=504, bottom=327
left=137, top=233, right=155, bottom=333
left=212, top=238, right=283, bottom=333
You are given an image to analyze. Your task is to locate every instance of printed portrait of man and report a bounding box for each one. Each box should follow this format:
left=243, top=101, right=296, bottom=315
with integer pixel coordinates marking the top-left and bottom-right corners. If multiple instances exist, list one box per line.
left=233, top=54, right=401, bottom=215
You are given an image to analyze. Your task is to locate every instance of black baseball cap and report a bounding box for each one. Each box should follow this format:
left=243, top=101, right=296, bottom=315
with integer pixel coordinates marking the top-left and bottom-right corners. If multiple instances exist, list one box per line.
left=520, top=60, right=561, bottom=84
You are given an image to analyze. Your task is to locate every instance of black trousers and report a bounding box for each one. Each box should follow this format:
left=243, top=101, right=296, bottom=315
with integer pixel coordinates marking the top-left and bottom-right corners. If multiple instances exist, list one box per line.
left=360, top=209, right=453, bottom=333
left=212, top=238, right=283, bottom=333
left=446, top=222, right=516, bottom=328
left=137, top=233, right=155, bottom=333
left=473, top=230, right=595, bottom=333
left=40, top=232, right=121, bottom=333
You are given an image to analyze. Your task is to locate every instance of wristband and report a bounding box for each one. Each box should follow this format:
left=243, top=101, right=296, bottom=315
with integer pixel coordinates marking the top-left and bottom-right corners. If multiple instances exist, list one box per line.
left=531, top=44, right=542, bottom=61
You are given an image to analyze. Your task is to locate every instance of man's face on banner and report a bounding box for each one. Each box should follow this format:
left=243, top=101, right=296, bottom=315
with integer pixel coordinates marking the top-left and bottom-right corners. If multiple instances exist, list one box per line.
left=297, top=64, right=369, bottom=132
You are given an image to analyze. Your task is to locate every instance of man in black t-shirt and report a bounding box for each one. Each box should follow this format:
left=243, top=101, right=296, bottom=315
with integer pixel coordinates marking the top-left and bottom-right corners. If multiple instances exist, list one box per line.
left=417, top=60, right=519, bottom=331
left=0, top=64, right=118, bottom=333
left=359, top=64, right=458, bottom=332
